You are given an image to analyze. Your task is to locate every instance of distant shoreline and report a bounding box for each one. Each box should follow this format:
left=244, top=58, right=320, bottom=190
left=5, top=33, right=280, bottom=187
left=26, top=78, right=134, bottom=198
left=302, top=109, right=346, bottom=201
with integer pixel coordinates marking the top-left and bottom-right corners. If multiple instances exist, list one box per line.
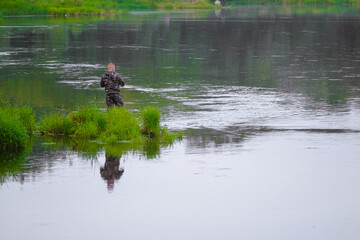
left=0, top=0, right=213, bottom=17
left=0, top=0, right=359, bottom=17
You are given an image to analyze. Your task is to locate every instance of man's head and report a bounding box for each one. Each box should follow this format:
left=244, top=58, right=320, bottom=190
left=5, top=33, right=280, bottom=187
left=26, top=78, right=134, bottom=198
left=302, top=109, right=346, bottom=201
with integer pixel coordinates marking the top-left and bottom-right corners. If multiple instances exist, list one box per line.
left=107, top=63, right=115, bottom=72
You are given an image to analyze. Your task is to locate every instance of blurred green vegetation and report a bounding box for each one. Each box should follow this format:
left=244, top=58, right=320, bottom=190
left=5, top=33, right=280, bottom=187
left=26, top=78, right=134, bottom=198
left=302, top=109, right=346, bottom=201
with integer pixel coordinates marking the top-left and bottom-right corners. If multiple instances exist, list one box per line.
left=228, top=0, right=360, bottom=5
left=0, top=0, right=358, bottom=17
left=0, top=0, right=212, bottom=16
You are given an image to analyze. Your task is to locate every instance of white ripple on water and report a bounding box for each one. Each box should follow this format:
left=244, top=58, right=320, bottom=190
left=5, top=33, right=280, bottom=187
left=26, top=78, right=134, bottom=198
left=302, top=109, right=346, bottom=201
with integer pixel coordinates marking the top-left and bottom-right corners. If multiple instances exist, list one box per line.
left=163, top=86, right=297, bottom=129
left=126, top=85, right=187, bottom=93
left=57, top=79, right=100, bottom=89
left=38, top=62, right=105, bottom=71
left=0, top=52, right=12, bottom=56
left=162, top=85, right=360, bottom=132
left=61, top=63, right=104, bottom=69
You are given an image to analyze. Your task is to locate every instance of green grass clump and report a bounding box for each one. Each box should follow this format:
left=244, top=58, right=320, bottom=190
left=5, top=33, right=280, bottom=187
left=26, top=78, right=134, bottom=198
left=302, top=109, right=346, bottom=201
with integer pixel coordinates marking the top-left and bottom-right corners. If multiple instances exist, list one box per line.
left=0, top=98, right=35, bottom=151
left=100, top=107, right=141, bottom=144
left=15, top=106, right=36, bottom=134
left=141, top=106, right=161, bottom=136
left=1, top=95, right=182, bottom=155
left=39, top=113, right=75, bottom=136
left=0, top=109, right=28, bottom=151
left=71, top=105, right=106, bottom=139
left=140, top=106, right=182, bottom=144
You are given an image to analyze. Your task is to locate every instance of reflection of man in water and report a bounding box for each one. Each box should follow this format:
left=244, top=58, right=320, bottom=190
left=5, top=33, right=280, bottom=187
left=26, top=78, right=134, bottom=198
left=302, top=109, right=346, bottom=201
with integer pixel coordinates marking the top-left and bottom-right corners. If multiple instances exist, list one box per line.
left=220, top=0, right=226, bottom=7
left=100, top=153, right=124, bottom=192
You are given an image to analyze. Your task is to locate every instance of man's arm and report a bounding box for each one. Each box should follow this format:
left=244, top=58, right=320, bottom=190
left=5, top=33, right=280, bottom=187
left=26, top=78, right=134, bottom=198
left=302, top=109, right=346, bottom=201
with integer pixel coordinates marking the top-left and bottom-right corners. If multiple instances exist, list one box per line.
left=116, top=74, right=125, bottom=87
left=100, top=74, right=106, bottom=87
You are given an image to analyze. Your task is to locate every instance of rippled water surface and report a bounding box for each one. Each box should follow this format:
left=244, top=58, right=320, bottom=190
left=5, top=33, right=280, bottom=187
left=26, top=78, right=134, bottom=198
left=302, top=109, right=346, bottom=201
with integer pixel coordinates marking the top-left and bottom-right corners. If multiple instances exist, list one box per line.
left=1, top=6, right=360, bottom=240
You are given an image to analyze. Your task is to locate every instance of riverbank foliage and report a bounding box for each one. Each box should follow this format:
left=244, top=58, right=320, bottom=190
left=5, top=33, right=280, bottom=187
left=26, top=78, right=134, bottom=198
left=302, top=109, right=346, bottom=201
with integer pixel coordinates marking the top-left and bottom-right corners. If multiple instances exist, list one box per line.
left=1, top=99, right=182, bottom=155
left=228, top=0, right=359, bottom=5
left=0, top=0, right=359, bottom=17
left=0, top=0, right=212, bottom=16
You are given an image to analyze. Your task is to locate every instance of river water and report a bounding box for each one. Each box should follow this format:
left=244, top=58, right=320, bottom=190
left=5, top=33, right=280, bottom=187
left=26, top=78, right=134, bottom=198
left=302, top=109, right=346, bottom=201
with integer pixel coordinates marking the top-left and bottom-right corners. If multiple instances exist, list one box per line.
left=1, top=6, right=360, bottom=240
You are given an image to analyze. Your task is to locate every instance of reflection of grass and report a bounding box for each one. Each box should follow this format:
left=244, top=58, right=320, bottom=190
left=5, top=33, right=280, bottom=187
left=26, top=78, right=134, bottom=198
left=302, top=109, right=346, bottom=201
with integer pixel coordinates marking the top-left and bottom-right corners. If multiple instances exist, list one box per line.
left=0, top=138, right=34, bottom=183
left=38, top=133, right=179, bottom=161
left=0, top=151, right=27, bottom=183
left=39, top=135, right=103, bottom=159
left=142, top=138, right=162, bottom=159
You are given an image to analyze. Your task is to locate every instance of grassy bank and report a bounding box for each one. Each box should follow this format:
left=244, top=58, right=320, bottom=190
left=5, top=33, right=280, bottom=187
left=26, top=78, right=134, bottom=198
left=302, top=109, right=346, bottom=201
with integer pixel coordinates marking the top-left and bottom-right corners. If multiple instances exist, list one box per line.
left=0, top=0, right=212, bottom=16
left=228, top=0, right=359, bottom=5
left=0, top=0, right=359, bottom=16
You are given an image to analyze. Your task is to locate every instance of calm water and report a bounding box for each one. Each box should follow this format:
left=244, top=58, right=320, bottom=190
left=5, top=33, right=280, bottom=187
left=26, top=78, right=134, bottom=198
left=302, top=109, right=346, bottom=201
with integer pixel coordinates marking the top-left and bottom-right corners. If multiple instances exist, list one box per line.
left=1, top=6, right=360, bottom=240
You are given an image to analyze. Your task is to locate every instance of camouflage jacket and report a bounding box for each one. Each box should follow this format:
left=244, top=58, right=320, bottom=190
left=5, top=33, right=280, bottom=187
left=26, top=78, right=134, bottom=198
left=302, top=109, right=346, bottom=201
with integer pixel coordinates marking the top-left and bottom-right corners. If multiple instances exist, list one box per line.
left=100, top=71, right=125, bottom=94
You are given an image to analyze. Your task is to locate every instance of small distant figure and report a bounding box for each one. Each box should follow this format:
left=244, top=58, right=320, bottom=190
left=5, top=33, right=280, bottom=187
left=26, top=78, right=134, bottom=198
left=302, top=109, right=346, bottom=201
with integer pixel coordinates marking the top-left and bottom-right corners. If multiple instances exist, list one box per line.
left=100, top=153, right=124, bottom=192
left=100, top=63, right=125, bottom=108
left=215, top=0, right=225, bottom=7
left=220, top=0, right=226, bottom=7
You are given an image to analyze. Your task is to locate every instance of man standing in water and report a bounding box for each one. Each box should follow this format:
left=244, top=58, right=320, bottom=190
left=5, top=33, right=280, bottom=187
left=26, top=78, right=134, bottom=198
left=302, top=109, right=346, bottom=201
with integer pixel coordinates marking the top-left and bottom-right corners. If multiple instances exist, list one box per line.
left=100, top=63, right=125, bottom=108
